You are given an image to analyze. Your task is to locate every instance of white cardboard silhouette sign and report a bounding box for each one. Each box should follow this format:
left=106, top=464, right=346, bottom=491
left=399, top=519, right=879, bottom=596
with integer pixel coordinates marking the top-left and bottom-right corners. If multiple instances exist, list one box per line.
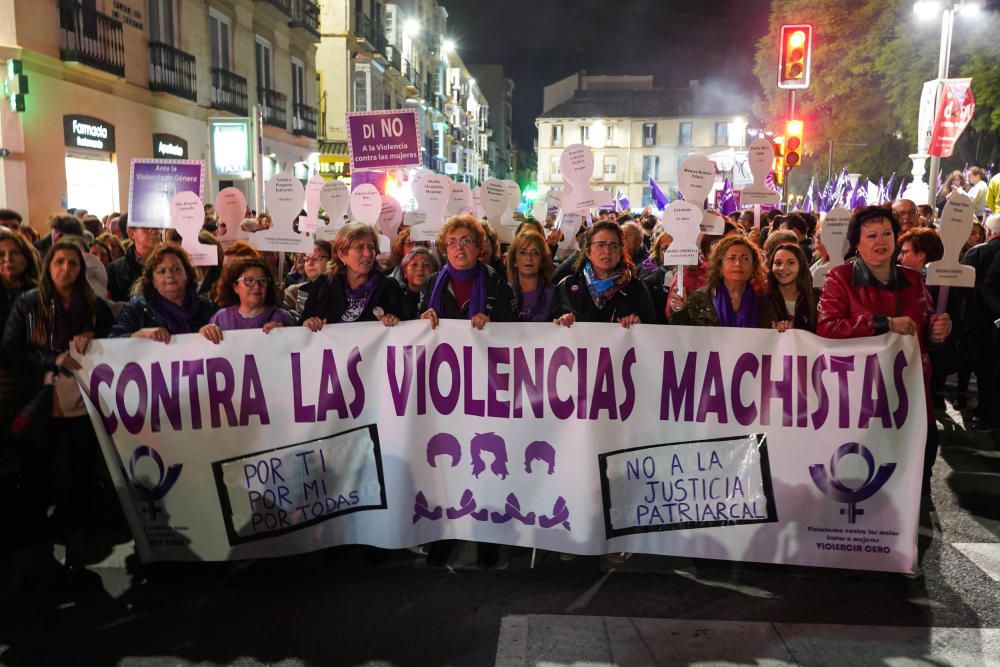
left=214, top=187, right=248, bottom=248
left=812, top=206, right=851, bottom=288
left=254, top=172, right=311, bottom=252
left=926, top=192, right=976, bottom=287
left=740, top=138, right=780, bottom=207
left=558, top=144, right=612, bottom=214
left=171, top=191, right=218, bottom=266
left=317, top=180, right=350, bottom=241
left=409, top=169, right=451, bottom=242
left=349, top=184, right=381, bottom=225
left=299, top=175, right=325, bottom=235
left=677, top=154, right=722, bottom=234
left=448, top=182, right=475, bottom=216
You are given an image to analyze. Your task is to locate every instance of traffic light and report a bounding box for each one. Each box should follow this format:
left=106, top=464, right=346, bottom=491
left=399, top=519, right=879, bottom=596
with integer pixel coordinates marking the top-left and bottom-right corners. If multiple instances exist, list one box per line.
left=784, top=119, right=804, bottom=169
left=772, top=136, right=785, bottom=186
left=778, top=24, right=813, bottom=89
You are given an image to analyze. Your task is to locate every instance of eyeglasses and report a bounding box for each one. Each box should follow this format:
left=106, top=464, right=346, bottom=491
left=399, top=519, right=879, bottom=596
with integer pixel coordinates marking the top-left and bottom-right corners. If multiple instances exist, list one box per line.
left=304, top=254, right=330, bottom=263
left=236, top=276, right=271, bottom=287
left=445, top=238, right=476, bottom=249
left=591, top=241, right=621, bottom=251
left=153, top=265, right=185, bottom=277
left=516, top=249, right=542, bottom=258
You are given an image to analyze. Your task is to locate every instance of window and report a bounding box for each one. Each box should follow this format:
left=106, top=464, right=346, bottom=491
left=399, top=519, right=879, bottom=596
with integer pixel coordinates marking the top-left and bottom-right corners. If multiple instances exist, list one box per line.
left=354, top=66, right=369, bottom=111
left=550, top=156, right=562, bottom=181
left=255, top=36, right=273, bottom=92
left=209, top=10, right=231, bottom=70
left=715, top=122, right=728, bottom=145
left=580, top=125, right=590, bottom=145
left=606, top=124, right=616, bottom=146
left=642, top=155, right=659, bottom=182
left=642, top=186, right=653, bottom=208
left=603, top=156, right=618, bottom=180
left=291, top=58, right=305, bottom=108
left=642, top=122, right=656, bottom=146
left=679, top=122, right=693, bottom=146
left=148, top=0, right=175, bottom=45
left=551, top=125, right=563, bottom=147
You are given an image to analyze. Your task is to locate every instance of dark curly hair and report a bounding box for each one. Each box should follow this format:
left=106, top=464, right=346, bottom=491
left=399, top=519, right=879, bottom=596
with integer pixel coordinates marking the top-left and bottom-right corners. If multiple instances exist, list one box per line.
left=214, top=256, right=280, bottom=308
left=847, top=205, right=899, bottom=252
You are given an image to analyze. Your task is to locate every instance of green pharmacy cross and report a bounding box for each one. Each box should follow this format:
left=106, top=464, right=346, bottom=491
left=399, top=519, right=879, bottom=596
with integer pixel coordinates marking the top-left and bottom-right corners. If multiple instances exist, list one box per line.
left=4, top=60, right=27, bottom=113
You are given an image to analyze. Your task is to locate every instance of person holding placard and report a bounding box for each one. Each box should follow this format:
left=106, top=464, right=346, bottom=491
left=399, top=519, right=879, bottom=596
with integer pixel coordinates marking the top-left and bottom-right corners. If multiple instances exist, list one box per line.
left=399, top=247, right=439, bottom=321
left=640, top=231, right=675, bottom=325
left=817, top=206, right=951, bottom=495
left=109, top=244, right=218, bottom=342
left=420, top=214, right=515, bottom=330
left=669, top=236, right=777, bottom=329
left=198, top=257, right=294, bottom=343
left=301, top=223, right=403, bottom=330
left=506, top=231, right=555, bottom=323
left=282, top=240, right=332, bottom=320
left=766, top=243, right=819, bottom=333
left=551, top=221, right=655, bottom=328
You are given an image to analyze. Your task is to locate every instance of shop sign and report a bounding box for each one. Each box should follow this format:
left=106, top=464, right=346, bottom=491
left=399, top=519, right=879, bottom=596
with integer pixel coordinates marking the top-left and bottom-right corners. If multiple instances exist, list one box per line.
left=318, top=154, right=351, bottom=180
left=64, top=115, right=116, bottom=152
left=153, top=133, right=188, bottom=159
left=210, top=117, right=252, bottom=179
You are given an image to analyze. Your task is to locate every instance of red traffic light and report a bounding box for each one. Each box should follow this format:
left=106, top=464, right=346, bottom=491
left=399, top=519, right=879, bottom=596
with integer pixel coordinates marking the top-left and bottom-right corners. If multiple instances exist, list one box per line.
left=784, top=119, right=804, bottom=168
left=778, top=24, right=813, bottom=90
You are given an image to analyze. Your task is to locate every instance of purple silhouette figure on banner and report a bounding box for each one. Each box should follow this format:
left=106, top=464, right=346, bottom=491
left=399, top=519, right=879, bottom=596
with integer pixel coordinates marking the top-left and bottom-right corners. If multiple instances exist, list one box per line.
left=539, top=496, right=571, bottom=530
left=426, top=432, right=462, bottom=469
left=490, top=493, right=536, bottom=525
left=470, top=432, right=509, bottom=480
left=446, top=489, right=489, bottom=521
left=523, top=440, right=556, bottom=475
left=412, top=491, right=443, bottom=523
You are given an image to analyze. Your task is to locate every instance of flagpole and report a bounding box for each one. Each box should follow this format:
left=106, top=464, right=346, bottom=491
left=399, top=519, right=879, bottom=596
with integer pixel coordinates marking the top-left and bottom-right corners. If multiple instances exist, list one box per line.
left=926, top=5, right=955, bottom=210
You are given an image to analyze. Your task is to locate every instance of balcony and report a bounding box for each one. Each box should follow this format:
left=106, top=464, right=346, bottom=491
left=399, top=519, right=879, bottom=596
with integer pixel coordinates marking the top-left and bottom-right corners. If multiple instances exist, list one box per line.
left=256, top=0, right=291, bottom=18
left=289, top=0, right=319, bottom=39
left=292, top=103, right=317, bottom=138
left=59, top=0, right=125, bottom=77
left=402, top=59, right=417, bottom=86
left=384, top=45, right=402, bottom=72
left=354, top=12, right=387, bottom=55
left=211, top=67, right=248, bottom=116
left=259, top=87, right=288, bottom=129
left=149, top=42, right=196, bottom=101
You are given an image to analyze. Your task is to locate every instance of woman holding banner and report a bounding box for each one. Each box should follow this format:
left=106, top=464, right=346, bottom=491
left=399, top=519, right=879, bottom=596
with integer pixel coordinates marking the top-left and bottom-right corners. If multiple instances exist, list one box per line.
left=399, top=246, right=439, bottom=321
left=817, top=205, right=952, bottom=495
left=198, top=257, right=294, bottom=343
left=301, top=222, right=403, bottom=330
left=506, top=231, right=555, bottom=323
left=109, top=244, right=218, bottom=342
left=668, top=236, right=777, bottom=328
left=2, top=240, right=115, bottom=585
left=551, top=221, right=655, bottom=328
left=766, top=243, right=819, bottom=332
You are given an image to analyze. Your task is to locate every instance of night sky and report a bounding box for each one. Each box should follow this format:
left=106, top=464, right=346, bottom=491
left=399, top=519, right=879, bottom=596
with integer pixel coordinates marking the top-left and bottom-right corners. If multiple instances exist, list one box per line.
left=439, top=0, right=771, bottom=152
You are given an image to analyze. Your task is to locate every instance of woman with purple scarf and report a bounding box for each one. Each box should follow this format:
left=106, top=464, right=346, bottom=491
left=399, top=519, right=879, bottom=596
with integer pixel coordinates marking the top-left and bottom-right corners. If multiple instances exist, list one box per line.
left=109, top=243, right=218, bottom=341
left=551, top=221, right=655, bottom=328
left=301, top=222, right=403, bottom=331
left=669, top=235, right=778, bottom=328
left=419, top=214, right=516, bottom=330
left=2, top=240, right=115, bottom=585
left=506, top=231, right=555, bottom=322
left=199, top=257, right=294, bottom=343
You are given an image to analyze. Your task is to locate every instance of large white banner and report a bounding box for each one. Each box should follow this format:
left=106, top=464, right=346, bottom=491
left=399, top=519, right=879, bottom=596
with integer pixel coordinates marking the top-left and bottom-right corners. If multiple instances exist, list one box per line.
left=75, top=322, right=926, bottom=573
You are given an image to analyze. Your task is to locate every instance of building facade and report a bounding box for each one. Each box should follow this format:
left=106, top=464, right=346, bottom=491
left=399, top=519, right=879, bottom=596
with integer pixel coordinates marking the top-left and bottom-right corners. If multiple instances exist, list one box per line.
left=0, top=0, right=320, bottom=229
left=535, top=73, right=750, bottom=209
left=469, top=64, right=514, bottom=180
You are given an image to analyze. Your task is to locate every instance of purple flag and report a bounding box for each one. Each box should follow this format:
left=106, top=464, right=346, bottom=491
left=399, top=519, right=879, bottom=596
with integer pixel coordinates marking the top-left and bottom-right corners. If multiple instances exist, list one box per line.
left=896, top=177, right=907, bottom=201
left=849, top=180, right=867, bottom=208
left=614, top=189, right=630, bottom=212
left=802, top=177, right=815, bottom=213
left=648, top=178, right=669, bottom=210
left=719, top=178, right=738, bottom=215
left=884, top=173, right=896, bottom=204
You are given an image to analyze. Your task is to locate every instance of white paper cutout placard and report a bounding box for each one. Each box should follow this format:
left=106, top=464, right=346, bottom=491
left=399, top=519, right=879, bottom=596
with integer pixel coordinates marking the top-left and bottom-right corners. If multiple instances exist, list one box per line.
left=410, top=169, right=451, bottom=242
left=556, top=212, right=584, bottom=256
left=812, top=206, right=850, bottom=288
left=678, top=154, right=715, bottom=206
left=299, top=175, right=325, bottom=235
left=252, top=172, right=311, bottom=252
left=558, top=144, right=613, bottom=213
left=661, top=200, right=702, bottom=266
left=926, top=192, right=976, bottom=287
left=317, top=180, right=350, bottom=241
left=531, top=197, right=548, bottom=222
left=448, top=182, right=475, bottom=216
left=171, top=191, right=218, bottom=266
left=494, top=180, right=521, bottom=244
left=350, top=184, right=382, bottom=225
left=481, top=178, right=509, bottom=221
left=740, top=138, right=780, bottom=207
left=214, top=187, right=248, bottom=247
left=472, top=186, right=485, bottom=218
left=377, top=194, right=404, bottom=238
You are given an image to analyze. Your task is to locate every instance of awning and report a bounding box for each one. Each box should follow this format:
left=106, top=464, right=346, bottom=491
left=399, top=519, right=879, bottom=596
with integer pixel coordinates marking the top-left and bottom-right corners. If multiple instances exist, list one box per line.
left=319, top=140, right=349, bottom=156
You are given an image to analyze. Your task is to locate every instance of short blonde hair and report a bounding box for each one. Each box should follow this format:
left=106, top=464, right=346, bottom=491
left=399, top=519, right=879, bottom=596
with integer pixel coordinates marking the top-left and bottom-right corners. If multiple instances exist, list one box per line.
left=436, top=214, right=485, bottom=255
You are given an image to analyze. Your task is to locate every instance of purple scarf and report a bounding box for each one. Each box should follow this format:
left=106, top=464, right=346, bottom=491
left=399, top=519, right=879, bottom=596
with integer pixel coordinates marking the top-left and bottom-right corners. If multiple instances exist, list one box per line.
left=341, top=272, right=378, bottom=322
left=713, top=286, right=758, bottom=328
left=51, top=282, right=91, bottom=352
left=153, top=286, right=202, bottom=334
left=428, top=263, right=487, bottom=318
left=515, top=283, right=554, bottom=322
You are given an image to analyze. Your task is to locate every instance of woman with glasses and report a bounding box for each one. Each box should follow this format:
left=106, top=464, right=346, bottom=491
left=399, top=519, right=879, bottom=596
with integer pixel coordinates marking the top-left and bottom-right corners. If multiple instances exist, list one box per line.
left=109, top=243, right=218, bottom=341
left=420, top=214, right=515, bottom=330
left=301, top=222, right=403, bottom=330
left=551, top=220, right=655, bottom=328
left=669, top=235, right=778, bottom=328
left=506, top=231, right=555, bottom=322
left=283, top=240, right=332, bottom=320
left=399, top=246, right=439, bottom=320
left=199, top=257, right=293, bottom=343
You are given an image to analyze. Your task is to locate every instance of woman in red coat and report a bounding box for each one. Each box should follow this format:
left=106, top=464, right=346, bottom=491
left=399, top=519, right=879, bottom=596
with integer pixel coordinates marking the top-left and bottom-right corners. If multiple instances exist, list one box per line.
left=817, top=205, right=952, bottom=496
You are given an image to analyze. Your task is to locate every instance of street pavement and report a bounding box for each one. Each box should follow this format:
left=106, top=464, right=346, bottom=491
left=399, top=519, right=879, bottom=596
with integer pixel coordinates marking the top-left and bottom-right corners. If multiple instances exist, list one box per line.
left=2, top=396, right=1000, bottom=667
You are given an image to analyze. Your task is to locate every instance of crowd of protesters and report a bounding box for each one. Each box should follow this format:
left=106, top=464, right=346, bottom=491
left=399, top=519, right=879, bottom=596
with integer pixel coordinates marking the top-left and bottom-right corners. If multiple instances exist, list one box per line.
left=0, top=181, right=990, bottom=593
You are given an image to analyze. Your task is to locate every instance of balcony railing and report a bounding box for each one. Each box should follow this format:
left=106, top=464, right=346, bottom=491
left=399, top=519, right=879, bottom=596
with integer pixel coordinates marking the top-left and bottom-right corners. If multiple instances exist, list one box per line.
left=59, top=0, right=125, bottom=77
left=149, top=42, right=197, bottom=101
left=384, top=44, right=402, bottom=72
left=292, top=103, right=318, bottom=138
left=354, top=12, right=387, bottom=54
left=256, top=0, right=291, bottom=17
left=289, top=0, right=319, bottom=38
left=259, top=87, right=288, bottom=129
left=402, top=59, right=416, bottom=85
left=211, top=67, right=248, bottom=116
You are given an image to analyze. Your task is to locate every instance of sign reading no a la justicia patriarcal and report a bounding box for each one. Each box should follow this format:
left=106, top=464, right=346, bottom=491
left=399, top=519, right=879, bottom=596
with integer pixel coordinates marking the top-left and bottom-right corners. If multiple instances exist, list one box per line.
left=346, top=109, right=421, bottom=171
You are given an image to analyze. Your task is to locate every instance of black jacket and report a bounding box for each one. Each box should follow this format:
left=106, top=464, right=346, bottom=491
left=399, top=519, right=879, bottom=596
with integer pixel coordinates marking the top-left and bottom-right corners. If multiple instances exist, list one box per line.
left=400, top=288, right=422, bottom=321
left=109, top=293, right=217, bottom=337
left=551, top=270, right=656, bottom=324
left=106, top=246, right=145, bottom=302
left=963, top=237, right=1000, bottom=331
left=640, top=267, right=671, bottom=325
left=301, top=272, right=403, bottom=324
left=1, top=288, right=114, bottom=409
left=418, top=265, right=516, bottom=322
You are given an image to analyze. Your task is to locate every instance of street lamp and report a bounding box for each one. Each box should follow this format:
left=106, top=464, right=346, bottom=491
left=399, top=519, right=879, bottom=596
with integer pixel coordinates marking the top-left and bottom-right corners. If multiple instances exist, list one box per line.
left=914, top=0, right=981, bottom=208
left=404, top=19, right=421, bottom=38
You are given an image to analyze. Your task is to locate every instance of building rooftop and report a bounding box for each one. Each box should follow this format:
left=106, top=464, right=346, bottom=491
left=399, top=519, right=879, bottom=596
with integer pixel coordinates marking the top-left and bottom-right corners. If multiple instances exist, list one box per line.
left=539, top=87, right=732, bottom=120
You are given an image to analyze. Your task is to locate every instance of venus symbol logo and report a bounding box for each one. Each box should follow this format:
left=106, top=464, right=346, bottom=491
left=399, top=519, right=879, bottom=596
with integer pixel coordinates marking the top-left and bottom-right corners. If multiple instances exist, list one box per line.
left=809, top=442, right=896, bottom=524
left=129, top=446, right=183, bottom=521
